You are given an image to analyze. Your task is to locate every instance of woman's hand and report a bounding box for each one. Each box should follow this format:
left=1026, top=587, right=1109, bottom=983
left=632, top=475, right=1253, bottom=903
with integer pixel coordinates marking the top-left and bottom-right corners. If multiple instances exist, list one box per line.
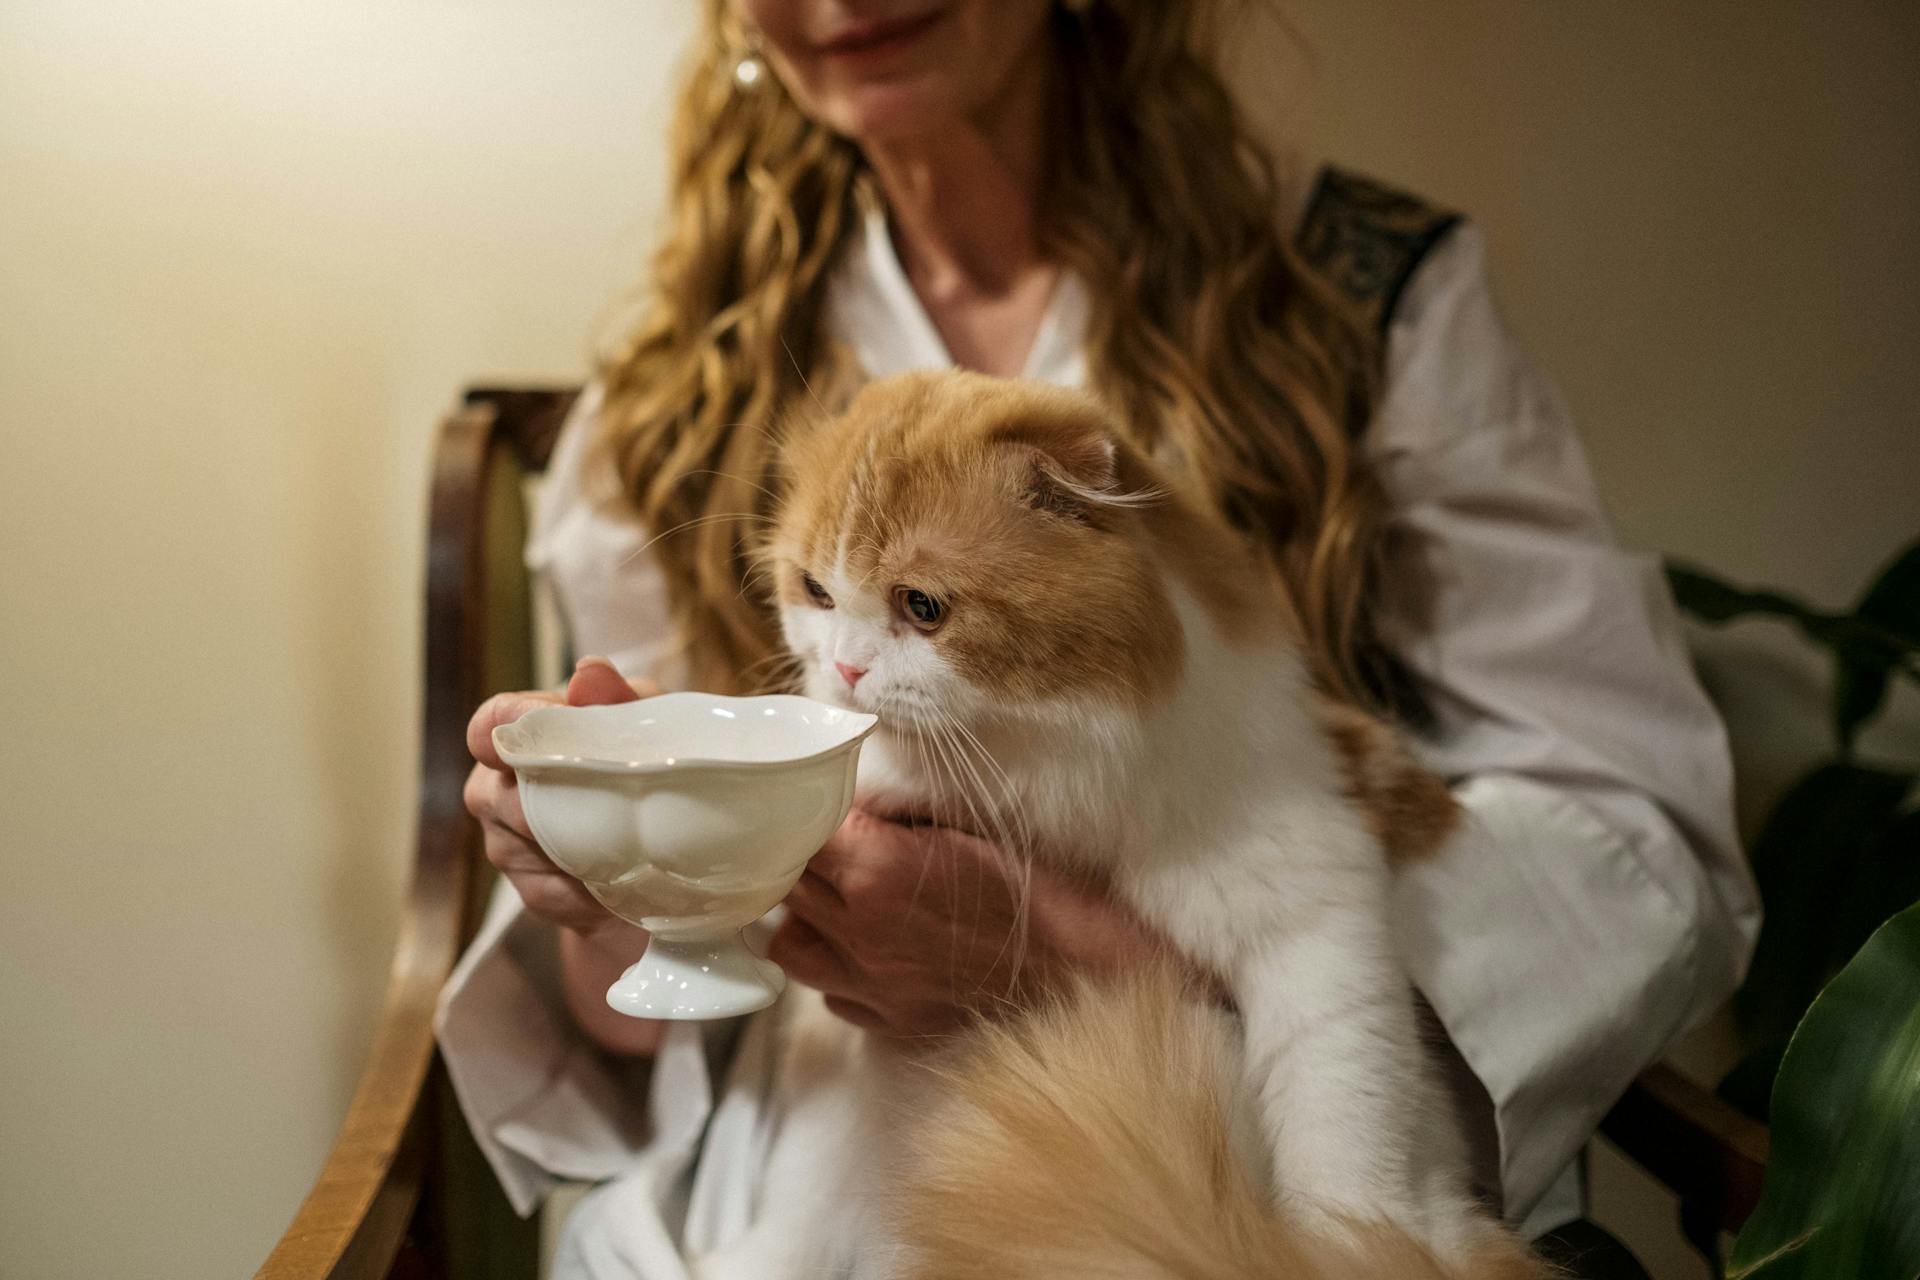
left=464, top=657, right=659, bottom=932
left=464, top=656, right=665, bottom=1055
left=768, top=809, right=1191, bottom=1039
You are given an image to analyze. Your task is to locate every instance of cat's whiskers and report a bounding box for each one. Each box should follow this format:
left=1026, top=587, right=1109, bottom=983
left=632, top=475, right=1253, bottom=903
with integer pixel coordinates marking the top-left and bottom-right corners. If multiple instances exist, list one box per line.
left=735, top=559, right=779, bottom=604
left=884, top=699, right=986, bottom=993
left=713, top=414, right=784, bottom=445
left=895, top=698, right=1003, bottom=846
left=928, top=708, right=1034, bottom=989
left=681, top=468, right=779, bottom=503
left=919, top=711, right=987, bottom=1000
left=780, top=335, right=830, bottom=420
left=912, top=710, right=972, bottom=973
left=877, top=691, right=1032, bottom=862
left=942, top=716, right=1025, bottom=834
left=879, top=692, right=951, bottom=924
left=734, top=648, right=804, bottom=694
left=621, top=511, right=774, bottom=567
left=937, top=713, right=1032, bottom=861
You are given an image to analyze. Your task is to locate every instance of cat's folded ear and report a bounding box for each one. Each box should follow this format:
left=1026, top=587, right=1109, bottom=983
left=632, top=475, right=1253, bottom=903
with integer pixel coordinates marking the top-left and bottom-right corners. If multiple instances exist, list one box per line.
left=993, top=416, right=1159, bottom=524
left=1025, top=433, right=1121, bottom=521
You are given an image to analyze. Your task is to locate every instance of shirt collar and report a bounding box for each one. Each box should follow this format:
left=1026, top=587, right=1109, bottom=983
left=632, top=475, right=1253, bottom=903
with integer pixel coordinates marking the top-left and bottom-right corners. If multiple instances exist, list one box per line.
left=825, top=202, right=1088, bottom=388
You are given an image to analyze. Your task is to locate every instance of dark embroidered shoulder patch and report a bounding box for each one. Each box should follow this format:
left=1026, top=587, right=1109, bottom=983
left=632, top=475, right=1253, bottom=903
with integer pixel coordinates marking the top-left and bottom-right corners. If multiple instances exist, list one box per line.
left=1292, top=168, right=1454, bottom=727
left=1295, top=167, right=1461, bottom=338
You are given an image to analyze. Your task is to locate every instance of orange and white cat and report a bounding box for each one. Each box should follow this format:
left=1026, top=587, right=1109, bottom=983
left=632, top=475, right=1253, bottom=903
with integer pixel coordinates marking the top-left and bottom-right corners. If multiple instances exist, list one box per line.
left=704, top=371, right=1540, bottom=1279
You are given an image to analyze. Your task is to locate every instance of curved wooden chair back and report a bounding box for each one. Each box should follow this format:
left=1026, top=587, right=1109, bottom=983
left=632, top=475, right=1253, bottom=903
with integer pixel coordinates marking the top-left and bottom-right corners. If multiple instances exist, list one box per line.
left=257, top=384, right=1766, bottom=1278
left=257, top=387, right=576, bottom=1280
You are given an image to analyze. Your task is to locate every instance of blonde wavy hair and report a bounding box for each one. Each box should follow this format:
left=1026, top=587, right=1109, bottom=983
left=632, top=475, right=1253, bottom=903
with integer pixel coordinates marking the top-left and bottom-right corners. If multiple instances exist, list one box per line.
left=600, top=0, right=1387, bottom=704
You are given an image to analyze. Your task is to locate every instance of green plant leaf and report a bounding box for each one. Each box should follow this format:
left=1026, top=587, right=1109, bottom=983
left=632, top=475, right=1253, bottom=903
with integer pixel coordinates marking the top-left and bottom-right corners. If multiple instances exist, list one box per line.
left=1724, top=800, right=1917, bottom=1125
left=1666, top=563, right=1826, bottom=629
left=1666, top=561, right=1920, bottom=728
left=1727, top=901, right=1920, bottom=1279
left=1854, top=538, right=1920, bottom=648
left=1736, top=764, right=1919, bottom=1049
left=1831, top=654, right=1890, bottom=756
left=1832, top=538, right=1920, bottom=749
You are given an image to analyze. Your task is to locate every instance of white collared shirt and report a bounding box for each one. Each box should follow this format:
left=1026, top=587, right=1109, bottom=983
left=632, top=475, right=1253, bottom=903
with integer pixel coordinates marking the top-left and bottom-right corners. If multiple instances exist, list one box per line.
left=434, top=203, right=1759, bottom=1276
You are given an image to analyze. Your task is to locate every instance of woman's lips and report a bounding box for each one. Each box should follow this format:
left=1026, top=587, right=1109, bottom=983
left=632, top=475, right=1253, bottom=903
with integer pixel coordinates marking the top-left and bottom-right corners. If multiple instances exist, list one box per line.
left=814, top=9, right=945, bottom=61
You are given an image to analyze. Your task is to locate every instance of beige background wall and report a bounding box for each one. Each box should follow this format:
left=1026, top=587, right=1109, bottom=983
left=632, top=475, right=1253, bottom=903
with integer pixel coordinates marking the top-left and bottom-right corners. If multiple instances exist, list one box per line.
left=1, top=3, right=1913, bottom=1277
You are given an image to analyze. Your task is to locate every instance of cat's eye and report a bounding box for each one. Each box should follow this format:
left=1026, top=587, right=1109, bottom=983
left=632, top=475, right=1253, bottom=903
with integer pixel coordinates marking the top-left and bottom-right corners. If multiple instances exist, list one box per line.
left=894, top=587, right=944, bottom=632
left=801, top=572, right=833, bottom=608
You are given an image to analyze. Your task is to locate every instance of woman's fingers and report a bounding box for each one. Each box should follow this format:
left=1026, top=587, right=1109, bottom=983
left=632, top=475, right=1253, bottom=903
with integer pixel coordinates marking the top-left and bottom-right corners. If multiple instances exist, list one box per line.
left=466, top=662, right=655, bottom=777
left=512, top=866, right=607, bottom=925
left=804, top=808, right=893, bottom=899
left=463, top=763, right=568, bottom=882
left=461, top=674, right=657, bottom=938
left=467, top=690, right=563, bottom=771
left=769, top=814, right=1047, bottom=1037
left=566, top=656, right=650, bottom=706
left=786, top=869, right=845, bottom=915
left=822, top=996, right=889, bottom=1034
left=766, top=914, right=858, bottom=995
left=463, top=761, right=533, bottom=840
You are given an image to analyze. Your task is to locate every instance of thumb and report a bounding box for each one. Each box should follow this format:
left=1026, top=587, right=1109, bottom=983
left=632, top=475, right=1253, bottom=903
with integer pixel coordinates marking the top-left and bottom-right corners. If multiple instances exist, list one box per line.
left=567, top=656, right=644, bottom=707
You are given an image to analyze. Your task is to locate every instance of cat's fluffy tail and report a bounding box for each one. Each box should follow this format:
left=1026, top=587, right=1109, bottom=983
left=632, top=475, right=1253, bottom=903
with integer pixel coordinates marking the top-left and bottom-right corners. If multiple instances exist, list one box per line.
left=895, top=966, right=1544, bottom=1280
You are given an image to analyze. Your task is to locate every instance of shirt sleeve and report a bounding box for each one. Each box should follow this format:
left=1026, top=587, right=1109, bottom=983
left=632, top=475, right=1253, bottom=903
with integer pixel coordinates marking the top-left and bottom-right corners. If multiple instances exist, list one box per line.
left=434, top=383, right=697, bottom=1213
left=1373, top=224, right=1762, bottom=1220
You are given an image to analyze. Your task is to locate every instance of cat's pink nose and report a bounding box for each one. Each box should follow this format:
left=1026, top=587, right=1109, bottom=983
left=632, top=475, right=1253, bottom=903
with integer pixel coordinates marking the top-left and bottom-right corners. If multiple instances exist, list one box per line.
left=835, top=662, right=867, bottom=688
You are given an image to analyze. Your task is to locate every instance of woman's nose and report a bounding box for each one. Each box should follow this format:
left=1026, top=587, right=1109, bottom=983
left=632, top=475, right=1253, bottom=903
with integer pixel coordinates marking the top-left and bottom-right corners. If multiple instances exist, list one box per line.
left=835, top=662, right=867, bottom=688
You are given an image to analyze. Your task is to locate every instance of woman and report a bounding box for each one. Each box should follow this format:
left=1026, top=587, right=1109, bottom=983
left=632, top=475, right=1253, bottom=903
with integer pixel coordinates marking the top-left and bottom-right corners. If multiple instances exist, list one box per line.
left=439, top=1, right=1759, bottom=1275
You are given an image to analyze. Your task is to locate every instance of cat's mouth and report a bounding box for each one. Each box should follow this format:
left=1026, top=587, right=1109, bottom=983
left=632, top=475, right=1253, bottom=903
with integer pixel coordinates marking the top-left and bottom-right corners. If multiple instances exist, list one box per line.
left=844, top=685, right=947, bottom=732
left=814, top=678, right=891, bottom=721
left=876, top=698, right=974, bottom=743
left=807, top=664, right=955, bottom=731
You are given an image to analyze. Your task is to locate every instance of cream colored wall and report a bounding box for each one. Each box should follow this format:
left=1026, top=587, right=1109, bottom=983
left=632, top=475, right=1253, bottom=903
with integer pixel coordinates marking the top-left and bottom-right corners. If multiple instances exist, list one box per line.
left=1, top=3, right=1914, bottom=1278
left=0, top=4, right=691, bottom=1276
left=1271, top=0, right=1920, bottom=598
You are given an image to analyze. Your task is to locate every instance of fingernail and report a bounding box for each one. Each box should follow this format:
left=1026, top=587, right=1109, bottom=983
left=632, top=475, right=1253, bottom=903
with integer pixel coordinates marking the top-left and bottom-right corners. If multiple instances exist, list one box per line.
left=574, top=655, right=613, bottom=671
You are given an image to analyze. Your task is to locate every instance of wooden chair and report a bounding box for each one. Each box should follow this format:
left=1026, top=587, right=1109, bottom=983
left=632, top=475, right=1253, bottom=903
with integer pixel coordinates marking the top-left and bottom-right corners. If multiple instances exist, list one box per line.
left=256, top=388, right=575, bottom=1280
left=256, top=386, right=1770, bottom=1280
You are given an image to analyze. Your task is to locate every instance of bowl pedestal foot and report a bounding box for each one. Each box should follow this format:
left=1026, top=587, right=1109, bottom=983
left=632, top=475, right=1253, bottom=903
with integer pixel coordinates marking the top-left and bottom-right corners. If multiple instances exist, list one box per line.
left=606, top=933, right=785, bottom=1019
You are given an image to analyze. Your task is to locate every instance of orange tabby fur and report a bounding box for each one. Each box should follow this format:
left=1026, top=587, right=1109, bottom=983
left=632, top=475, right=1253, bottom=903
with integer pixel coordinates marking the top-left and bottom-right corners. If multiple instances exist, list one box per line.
left=898, top=967, right=1548, bottom=1280
left=1320, top=701, right=1461, bottom=863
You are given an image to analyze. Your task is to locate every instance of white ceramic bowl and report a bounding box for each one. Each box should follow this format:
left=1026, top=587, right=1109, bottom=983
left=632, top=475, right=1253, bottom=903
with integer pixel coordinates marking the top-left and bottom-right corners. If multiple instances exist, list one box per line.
left=493, top=692, right=877, bottom=1018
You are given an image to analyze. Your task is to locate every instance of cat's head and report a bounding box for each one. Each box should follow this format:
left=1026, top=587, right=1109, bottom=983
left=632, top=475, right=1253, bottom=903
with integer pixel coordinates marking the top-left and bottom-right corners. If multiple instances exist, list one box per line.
left=765, top=371, right=1186, bottom=730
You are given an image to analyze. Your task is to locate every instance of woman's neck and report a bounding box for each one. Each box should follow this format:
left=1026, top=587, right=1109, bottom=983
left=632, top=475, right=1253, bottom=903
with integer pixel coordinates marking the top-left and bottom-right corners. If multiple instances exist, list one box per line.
left=859, top=39, right=1053, bottom=297
left=857, top=38, right=1060, bottom=375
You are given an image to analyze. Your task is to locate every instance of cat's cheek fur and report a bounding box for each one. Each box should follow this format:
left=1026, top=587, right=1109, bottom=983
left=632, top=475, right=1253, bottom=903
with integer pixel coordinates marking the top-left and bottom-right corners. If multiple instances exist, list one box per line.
left=776, top=605, right=834, bottom=692
left=777, top=601, right=967, bottom=725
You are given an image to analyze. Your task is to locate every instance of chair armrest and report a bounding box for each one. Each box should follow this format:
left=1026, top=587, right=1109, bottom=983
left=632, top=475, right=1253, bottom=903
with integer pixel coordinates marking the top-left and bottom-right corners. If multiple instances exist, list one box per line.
left=254, top=857, right=470, bottom=1278
left=1600, top=1060, right=1770, bottom=1241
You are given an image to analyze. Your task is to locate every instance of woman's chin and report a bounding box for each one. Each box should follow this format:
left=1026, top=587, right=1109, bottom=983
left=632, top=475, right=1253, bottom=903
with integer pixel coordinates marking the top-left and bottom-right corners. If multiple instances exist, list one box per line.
left=816, top=81, right=967, bottom=146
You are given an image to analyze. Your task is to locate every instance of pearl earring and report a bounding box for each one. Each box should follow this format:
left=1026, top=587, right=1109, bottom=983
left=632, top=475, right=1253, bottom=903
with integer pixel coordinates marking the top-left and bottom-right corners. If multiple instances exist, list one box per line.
left=733, top=28, right=766, bottom=89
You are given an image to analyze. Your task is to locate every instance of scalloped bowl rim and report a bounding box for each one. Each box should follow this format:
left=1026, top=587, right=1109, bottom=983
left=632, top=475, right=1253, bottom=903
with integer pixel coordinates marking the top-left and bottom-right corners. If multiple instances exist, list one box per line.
left=493, top=692, right=878, bottom=776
